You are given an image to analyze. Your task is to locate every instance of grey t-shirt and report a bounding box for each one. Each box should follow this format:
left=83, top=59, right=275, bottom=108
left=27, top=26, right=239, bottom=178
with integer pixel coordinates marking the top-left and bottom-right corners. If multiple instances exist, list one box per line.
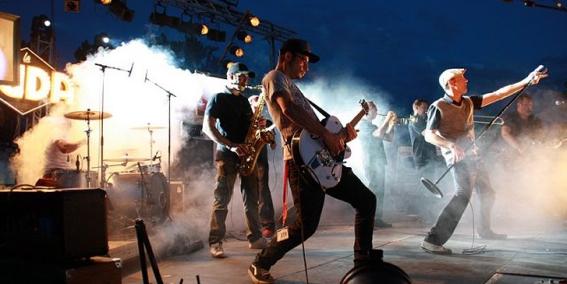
left=262, top=70, right=318, bottom=160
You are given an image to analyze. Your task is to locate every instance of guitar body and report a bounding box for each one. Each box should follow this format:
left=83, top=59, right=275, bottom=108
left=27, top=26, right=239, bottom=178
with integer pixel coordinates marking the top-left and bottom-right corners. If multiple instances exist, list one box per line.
left=292, top=116, right=352, bottom=190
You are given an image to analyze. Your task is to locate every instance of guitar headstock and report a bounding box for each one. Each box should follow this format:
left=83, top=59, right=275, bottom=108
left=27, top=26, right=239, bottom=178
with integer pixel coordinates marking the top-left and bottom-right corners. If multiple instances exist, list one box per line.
left=358, top=99, right=370, bottom=115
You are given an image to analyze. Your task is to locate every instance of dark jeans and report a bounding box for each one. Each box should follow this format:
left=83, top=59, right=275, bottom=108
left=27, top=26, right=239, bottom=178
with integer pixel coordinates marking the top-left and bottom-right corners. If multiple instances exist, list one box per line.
left=253, top=159, right=376, bottom=270
left=257, top=147, right=275, bottom=231
left=363, top=163, right=385, bottom=220
left=424, top=159, right=496, bottom=245
left=209, top=152, right=262, bottom=244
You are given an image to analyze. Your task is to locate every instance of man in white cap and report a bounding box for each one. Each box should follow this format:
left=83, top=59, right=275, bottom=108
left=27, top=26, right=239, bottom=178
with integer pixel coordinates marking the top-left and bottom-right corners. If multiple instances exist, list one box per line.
left=420, top=67, right=547, bottom=254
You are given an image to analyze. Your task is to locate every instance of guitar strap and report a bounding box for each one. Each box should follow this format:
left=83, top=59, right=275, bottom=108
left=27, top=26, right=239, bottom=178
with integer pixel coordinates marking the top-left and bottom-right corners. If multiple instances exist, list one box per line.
left=305, top=97, right=331, bottom=119
left=281, top=161, right=289, bottom=226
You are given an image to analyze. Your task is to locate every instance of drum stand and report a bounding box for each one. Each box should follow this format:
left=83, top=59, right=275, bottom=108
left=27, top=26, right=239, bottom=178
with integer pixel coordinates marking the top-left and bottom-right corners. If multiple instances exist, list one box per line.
left=85, top=110, right=93, bottom=187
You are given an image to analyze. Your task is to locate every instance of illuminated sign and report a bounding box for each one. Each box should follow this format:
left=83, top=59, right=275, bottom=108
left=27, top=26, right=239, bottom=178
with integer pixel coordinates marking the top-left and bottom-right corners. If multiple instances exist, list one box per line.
left=0, top=48, right=74, bottom=115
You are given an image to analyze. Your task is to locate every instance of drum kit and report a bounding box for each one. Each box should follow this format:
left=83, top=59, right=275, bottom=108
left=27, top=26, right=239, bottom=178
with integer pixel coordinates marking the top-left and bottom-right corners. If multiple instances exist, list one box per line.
left=63, top=109, right=169, bottom=224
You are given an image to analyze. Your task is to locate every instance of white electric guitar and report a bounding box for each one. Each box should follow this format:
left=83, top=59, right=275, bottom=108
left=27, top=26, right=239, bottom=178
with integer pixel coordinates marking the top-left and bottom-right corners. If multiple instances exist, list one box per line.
left=291, top=100, right=369, bottom=190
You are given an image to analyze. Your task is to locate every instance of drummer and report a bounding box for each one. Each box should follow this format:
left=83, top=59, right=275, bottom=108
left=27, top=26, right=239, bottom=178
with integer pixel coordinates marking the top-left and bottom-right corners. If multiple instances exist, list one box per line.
left=42, top=119, right=86, bottom=188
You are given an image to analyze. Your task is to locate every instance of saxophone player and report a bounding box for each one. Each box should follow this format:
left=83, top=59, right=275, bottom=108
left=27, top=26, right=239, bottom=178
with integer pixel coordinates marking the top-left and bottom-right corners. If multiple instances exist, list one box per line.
left=203, top=62, right=268, bottom=258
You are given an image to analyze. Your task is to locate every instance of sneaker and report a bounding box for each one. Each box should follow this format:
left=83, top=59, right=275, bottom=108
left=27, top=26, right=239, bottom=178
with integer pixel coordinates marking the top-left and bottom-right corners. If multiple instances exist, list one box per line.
left=209, top=242, right=225, bottom=258
left=375, top=219, right=393, bottom=228
left=478, top=230, right=507, bottom=240
left=248, top=264, right=274, bottom=284
left=420, top=240, right=452, bottom=255
left=261, top=228, right=274, bottom=238
left=249, top=237, right=268, bottom=249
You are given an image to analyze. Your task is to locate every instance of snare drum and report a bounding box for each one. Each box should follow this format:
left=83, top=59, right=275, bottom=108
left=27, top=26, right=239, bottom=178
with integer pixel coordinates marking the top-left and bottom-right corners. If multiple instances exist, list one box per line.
left=108, top=172, right=169, bottom=220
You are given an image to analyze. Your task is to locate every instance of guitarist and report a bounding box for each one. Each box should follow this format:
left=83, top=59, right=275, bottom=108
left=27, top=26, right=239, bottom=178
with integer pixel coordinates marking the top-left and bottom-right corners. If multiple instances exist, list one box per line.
left=248, top=38, right=378, bottom=284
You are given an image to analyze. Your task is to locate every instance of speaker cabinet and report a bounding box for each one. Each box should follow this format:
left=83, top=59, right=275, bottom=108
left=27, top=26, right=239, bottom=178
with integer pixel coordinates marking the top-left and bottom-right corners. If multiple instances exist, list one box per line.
left=0, top=188, right=108, bottom=261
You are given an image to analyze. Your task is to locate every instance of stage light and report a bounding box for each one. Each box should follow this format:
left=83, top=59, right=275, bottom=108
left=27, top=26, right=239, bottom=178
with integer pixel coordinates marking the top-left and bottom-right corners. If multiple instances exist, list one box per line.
left=95, top=33, right=111, bottom=47
left=100, top=0, right=112, bottom=5
left=248, top=15, right=260, bottom=27
left=556, top=1, right=563, bottom=8
left=43, top=19, right=51, bottom=27
left=199, top=24, right=209, bottom=35
left=32, top=15, right=52, bottom=31
left=229, top=45, right=244, bottom=57
left=236, top=30, right=253, bottom=44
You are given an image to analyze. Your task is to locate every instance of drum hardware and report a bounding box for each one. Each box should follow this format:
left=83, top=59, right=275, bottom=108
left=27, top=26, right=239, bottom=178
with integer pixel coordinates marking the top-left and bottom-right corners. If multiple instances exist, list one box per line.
left=64, top=109, right=112, bottom=187
left=130, top=123, right=166, bottom=162
left=95, top=62, right=134, bottom=188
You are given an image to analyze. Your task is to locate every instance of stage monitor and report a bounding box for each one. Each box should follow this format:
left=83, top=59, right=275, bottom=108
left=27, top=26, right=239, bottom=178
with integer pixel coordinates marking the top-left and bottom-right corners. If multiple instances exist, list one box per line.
left=0, top=12, right=20, bottom=85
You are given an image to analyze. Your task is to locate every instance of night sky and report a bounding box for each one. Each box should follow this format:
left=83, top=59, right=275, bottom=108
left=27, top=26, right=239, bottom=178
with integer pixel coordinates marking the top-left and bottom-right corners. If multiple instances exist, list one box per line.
left=1, top=0, right=567, bottom=114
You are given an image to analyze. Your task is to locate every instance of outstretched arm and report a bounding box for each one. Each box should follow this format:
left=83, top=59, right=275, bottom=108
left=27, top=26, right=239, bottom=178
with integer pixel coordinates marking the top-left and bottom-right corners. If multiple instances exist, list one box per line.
left=480, top=67, right=548, bottom=107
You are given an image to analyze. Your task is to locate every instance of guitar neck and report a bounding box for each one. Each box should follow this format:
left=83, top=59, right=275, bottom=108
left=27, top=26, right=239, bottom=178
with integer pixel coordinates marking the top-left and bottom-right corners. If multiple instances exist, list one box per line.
left=349, top=109, right=367, bottom=128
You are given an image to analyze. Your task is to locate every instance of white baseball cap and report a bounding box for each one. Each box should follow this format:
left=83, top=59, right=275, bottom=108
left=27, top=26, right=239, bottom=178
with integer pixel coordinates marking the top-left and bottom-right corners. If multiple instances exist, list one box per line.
left=438, top=68, right=466, bottom=90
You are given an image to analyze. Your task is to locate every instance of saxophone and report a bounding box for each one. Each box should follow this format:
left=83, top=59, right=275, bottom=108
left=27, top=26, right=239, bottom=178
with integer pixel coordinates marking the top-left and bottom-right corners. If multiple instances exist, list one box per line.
left=239, top=93, right=275, bottom=176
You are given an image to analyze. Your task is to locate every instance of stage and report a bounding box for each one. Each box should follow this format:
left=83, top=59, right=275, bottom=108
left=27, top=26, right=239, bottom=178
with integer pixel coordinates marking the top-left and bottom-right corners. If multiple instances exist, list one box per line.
left=120, top=219, right=567, bottom=284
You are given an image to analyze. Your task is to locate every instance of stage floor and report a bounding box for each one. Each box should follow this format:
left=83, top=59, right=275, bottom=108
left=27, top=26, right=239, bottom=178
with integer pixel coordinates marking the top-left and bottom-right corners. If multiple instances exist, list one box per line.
left=120, top=220, right=567, bottom=284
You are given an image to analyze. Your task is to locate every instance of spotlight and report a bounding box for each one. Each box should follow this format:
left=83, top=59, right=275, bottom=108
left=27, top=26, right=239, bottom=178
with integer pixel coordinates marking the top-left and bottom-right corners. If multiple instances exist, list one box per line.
left=99, top=0, right=112, bottom=5
left=32, top=15, right=52, bottom=31
left=95, top=33, right=112, bottom=47
left=248, top=15, right=260, bottom=27
left=198, top=24, right=209, bottom=35
left=556, top=1, right=563, bottom=8
left=236, top=30, right=253, bottom=44
left=229, top=45, right=244, bottom=57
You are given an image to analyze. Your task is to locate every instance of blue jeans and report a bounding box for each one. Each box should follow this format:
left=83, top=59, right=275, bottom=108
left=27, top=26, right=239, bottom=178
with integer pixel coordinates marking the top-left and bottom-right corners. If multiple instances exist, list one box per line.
left=253, top=160, right=376, bottom=269
left=209, top=152, right=262, bottom=244
left=425, top=159, right=495, bottom=245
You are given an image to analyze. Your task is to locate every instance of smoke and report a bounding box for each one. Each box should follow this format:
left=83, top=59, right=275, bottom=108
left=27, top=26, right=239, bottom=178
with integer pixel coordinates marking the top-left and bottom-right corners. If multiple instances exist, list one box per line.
left=11, top=39, right=226, bottom=185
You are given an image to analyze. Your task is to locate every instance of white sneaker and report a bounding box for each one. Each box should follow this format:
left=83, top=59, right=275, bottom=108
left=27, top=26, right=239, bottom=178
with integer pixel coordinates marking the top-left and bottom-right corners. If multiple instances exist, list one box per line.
left=210, top=242, right=225, bottom=258
left=420, top=240, right=452, bottom=255
left=249, top=238, right=268, bottom=249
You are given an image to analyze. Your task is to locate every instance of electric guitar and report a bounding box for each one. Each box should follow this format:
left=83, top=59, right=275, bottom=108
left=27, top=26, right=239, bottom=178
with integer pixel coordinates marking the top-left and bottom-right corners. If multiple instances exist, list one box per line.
left=291, top=100, right=370, bottom=190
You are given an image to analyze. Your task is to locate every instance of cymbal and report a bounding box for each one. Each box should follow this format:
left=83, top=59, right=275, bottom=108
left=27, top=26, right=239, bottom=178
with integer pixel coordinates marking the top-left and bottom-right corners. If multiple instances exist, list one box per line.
left=130, top=125, right=166, bottom=130
left=103, top=156, right=151, bottom=162
left=64, top=110, right=112, bottom=120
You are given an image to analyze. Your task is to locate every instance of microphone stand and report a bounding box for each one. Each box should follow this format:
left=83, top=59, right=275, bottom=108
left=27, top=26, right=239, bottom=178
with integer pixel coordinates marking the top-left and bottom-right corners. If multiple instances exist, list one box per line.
left=143, top=71, right=176, bottom=188
left=94, top=62, right=133, bottom=188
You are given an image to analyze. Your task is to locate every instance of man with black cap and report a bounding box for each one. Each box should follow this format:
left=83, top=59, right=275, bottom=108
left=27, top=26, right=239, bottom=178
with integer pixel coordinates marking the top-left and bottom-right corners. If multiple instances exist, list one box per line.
left=203, top=62, right=268, bottom=258
left=248, top=38, right=377, bottom=283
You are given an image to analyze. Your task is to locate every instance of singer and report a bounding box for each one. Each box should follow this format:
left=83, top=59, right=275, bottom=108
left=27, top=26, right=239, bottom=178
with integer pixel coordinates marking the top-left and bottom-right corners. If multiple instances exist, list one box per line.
left=420, top=66, right=548, bottom=255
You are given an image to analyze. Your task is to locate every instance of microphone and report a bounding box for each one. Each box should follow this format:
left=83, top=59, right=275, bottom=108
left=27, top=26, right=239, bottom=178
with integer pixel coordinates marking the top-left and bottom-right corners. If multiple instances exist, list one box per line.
left=128, top=63, right=134, bottom=77
left=144, top=70, right=149, bottom=83
left=529, top=65, right=545, bottom=82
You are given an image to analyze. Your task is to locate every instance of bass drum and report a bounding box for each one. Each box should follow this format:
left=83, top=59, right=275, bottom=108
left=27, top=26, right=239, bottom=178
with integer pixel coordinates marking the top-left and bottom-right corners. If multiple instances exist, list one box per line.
left=108, top=172, right=169, bottom=222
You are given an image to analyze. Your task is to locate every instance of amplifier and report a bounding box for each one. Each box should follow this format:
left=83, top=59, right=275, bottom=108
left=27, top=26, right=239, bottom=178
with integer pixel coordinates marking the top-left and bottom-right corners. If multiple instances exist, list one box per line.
left=0, top=256, right=122, bottom=284
left=0, top=188, right=108, bottom=261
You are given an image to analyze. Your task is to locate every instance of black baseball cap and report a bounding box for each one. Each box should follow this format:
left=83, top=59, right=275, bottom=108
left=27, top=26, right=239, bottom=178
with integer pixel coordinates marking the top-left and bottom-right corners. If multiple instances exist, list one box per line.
left=227, top=62, right=255, bottom=78
left=280, top=38, right=320, bottom=63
